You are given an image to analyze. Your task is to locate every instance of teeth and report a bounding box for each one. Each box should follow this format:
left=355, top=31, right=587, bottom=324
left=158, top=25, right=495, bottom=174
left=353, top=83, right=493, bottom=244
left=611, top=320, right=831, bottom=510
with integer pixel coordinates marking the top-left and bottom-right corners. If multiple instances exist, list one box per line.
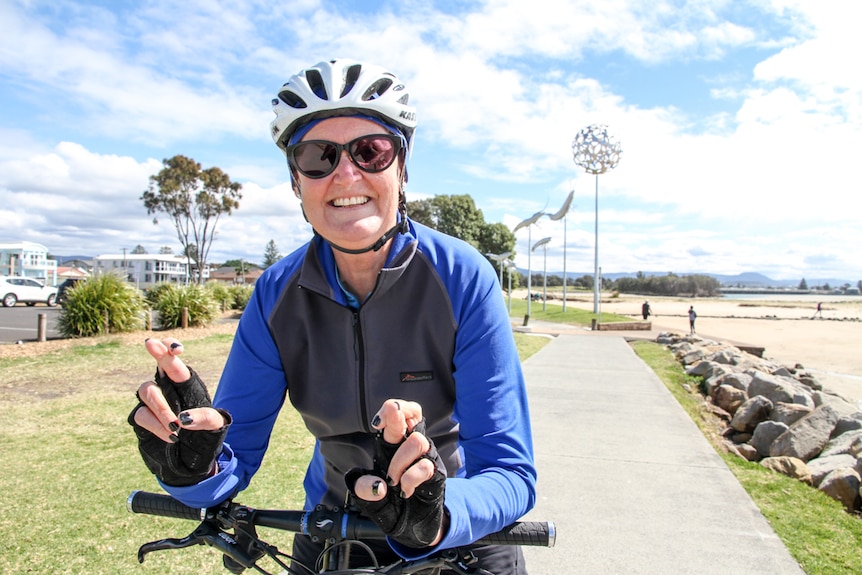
left=331, top=196, right=369, bottom=207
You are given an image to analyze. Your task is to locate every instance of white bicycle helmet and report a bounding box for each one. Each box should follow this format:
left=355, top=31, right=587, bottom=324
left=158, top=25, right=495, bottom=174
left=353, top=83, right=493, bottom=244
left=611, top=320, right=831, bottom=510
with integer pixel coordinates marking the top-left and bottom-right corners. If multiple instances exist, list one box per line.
left=271, top=59, right=417, bottom=154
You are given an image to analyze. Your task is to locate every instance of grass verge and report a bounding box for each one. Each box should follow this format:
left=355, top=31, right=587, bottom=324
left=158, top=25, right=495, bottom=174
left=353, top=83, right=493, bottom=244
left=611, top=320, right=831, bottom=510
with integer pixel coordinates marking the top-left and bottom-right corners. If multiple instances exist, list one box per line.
left=507, top=298, right=632, bottom=325
left=631, top=340, right=862, bottom=575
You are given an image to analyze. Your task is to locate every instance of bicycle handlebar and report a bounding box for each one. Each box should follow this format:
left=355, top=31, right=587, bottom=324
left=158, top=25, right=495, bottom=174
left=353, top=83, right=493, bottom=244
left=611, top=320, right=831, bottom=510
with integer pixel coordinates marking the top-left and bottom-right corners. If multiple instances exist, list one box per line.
left=128, top=490, right=555, bottom=547
left=128, top=490, right=554, bottom=573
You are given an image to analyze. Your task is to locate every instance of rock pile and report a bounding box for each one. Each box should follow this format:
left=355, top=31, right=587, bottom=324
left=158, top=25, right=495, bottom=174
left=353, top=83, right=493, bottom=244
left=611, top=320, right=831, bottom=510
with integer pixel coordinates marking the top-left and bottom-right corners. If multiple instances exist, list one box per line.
left=657, top=331, right=862, bottom=512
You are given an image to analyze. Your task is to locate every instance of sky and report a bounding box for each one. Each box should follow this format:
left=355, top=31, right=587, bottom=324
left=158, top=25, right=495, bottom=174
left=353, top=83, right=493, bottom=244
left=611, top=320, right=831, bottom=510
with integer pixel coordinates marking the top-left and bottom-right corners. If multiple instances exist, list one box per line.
left=1, top=0, right=860, bottom=283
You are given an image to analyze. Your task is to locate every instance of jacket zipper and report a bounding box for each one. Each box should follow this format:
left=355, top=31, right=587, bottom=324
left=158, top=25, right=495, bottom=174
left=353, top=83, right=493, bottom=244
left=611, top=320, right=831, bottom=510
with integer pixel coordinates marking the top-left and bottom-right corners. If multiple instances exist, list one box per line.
left=352, top=311, right=370, bottom=432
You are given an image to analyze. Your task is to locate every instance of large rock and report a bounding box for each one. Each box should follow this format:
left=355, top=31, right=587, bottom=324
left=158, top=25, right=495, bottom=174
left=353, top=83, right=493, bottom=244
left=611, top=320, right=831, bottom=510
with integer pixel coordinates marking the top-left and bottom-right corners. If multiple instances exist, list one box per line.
left=730, top=395, right=773, bottom=433
left=807, top=454, right=858, bottom=487
left=686, top=360, right=714, bottom=377
left=769, top=405, right=841, bottom=462
left=832, top=416, right=862, bottom=438
left=714, top=384, right=748, bottom=415
left=747, top=371, right=797, bottom=405
left=818, top=468, right=861, bottom=511
left=769, top=402, right=812, bottom=427
left=760, top=456, right=812, bottom=485
left=719, top=372, right=753, bottom=393
left=819, top=429, right=862, bottom=459
left=750, top=420, right=789, bottom=459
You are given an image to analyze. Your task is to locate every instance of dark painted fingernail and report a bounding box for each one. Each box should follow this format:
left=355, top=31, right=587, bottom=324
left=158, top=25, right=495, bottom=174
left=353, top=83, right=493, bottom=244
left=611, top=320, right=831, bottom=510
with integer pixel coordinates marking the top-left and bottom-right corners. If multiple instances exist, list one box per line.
left=144, top=338, right=150, bottom=342
left=179, top=412, right=193, bottom=426
left=387, top=475, right=395, bottom=486
left=371, top=415, right=381, bottom=427
left=168, top=421, right=179, bottom=432
left=170, top=342, right=183, bottom=350
left=168, top=433, right=179, bottom=443
left=372, top=480, right=381, bottom=496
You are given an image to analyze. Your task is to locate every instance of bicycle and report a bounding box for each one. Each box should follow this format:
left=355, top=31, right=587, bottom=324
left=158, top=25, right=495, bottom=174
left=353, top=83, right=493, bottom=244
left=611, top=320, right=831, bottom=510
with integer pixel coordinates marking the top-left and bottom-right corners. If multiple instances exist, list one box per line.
left=128, top=490, right=555, bottom=575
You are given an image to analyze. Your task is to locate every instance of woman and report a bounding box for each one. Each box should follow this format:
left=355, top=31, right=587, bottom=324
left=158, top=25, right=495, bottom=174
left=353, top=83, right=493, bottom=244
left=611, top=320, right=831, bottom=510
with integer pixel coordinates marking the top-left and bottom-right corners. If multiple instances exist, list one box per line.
left=130, top=59, right=536, bottom=573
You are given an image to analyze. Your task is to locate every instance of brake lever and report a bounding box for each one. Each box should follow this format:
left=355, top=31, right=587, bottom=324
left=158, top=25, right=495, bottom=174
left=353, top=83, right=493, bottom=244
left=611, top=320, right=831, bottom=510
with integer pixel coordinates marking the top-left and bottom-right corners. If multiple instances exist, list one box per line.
left=137, top=520, right=258, bottom=569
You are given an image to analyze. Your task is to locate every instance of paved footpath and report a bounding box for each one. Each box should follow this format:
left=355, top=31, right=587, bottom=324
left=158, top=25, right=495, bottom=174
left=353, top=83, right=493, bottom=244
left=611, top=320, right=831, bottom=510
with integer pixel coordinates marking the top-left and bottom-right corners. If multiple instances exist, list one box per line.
left=519, top=333, right=806, bottom=574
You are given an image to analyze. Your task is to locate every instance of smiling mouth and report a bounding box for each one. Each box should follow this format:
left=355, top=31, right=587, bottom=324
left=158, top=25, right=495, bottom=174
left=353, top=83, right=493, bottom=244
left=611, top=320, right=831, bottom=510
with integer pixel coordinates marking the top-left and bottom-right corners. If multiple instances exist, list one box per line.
left=331, top=196, right=369, bottom=207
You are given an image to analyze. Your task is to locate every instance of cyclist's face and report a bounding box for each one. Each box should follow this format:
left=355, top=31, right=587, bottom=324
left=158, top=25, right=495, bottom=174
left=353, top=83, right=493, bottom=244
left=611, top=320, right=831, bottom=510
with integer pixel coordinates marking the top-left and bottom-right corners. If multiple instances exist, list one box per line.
left=296, top=117, right=402, bottom=253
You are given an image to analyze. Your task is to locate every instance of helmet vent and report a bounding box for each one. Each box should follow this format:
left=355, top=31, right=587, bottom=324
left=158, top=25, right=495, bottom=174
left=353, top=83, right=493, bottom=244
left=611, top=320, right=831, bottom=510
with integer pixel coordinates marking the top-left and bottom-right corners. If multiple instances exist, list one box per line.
left=362, top=78, right=393, bottom=101
left=341, top=64, right=362, bottom=98
left=306, top=69, right=328, bottom=100
left=278, top=90, right=307, bottom=109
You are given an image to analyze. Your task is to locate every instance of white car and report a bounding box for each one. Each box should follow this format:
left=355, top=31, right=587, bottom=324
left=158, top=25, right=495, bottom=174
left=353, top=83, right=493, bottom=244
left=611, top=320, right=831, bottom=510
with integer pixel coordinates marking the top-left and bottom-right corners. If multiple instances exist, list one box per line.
left=0, top=276, right=58, bottom=307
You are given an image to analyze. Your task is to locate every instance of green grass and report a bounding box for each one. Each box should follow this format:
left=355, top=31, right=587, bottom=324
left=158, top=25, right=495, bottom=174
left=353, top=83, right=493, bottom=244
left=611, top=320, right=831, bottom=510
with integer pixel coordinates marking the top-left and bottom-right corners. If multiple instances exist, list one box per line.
left=632, top=340, right=862, bottom=575
left=506, top=298, right=632, bottom=325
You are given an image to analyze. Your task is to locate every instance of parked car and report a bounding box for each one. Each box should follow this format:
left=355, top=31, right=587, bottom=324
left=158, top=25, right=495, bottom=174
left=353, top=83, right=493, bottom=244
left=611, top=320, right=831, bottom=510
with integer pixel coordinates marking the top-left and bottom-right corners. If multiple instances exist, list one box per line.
left=0, top=276, right=58, bottom=307
left=56, top=277, right=84, bottom=305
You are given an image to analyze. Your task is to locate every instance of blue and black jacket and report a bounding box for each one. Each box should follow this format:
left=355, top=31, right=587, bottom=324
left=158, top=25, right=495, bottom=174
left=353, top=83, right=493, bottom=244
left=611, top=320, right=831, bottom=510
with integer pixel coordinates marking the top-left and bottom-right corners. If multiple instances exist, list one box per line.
left=163, top=220, right=536, bottom=555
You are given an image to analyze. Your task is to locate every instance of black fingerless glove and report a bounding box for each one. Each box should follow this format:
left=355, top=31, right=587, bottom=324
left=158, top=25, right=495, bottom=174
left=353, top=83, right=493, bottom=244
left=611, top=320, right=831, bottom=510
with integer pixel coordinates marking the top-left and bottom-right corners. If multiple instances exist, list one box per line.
left=345, top=419, right=446, bottom=548
left=128, top=367, right=231, bottom=487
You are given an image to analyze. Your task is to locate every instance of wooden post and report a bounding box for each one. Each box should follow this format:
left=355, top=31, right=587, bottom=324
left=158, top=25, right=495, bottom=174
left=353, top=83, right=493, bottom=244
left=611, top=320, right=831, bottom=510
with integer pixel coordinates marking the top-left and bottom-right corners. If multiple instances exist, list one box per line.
left=37, top=313, right=47, bottom=342
left=103, top=309, right=110, bottom=333
left=181, top=307, right=189, bottom=329
left=146, top=310, right=152, bottom=331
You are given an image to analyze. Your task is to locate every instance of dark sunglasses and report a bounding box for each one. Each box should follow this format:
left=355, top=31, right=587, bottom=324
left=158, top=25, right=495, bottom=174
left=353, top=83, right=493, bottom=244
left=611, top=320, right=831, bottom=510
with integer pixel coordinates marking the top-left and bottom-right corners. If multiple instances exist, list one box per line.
left=286, top=134, right=402, bottom=179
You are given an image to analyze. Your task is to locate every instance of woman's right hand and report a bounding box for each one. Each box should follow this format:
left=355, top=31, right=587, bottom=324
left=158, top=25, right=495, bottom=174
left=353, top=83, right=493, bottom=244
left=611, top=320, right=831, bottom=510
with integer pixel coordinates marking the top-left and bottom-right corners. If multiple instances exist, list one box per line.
left=131, top=337, right=226, bottom=442
left=128, top=337, right=231, bottom=486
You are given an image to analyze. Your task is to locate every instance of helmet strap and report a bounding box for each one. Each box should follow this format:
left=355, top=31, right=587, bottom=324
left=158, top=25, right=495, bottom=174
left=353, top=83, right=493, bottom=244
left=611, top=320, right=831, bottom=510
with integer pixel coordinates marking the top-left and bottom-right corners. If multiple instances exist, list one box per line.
left=326, top=190, right=408, bottom=254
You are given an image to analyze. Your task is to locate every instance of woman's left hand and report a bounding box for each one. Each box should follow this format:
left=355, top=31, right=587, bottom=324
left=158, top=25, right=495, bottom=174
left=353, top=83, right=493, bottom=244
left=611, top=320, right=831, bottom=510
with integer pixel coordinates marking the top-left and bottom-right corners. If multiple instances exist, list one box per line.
left=346, top=398, right=448, bottom=547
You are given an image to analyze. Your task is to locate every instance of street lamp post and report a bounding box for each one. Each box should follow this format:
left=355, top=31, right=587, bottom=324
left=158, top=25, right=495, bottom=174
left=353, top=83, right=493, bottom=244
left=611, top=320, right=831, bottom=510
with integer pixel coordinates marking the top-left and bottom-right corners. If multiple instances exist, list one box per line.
left=548, top=190, right=574, bottom=312
left=532, top=237, right=551, bottom=312
left=513, top=211, right=547, bottom=325
left=572, top=124, right=622, bottom=314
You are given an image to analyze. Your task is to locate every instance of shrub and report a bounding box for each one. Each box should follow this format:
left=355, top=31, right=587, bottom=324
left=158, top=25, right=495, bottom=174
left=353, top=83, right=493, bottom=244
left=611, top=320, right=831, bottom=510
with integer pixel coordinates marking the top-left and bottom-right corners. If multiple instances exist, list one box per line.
left=57, top=274, right=147, bottom=337
left=204, top=282, right=232, bottom=311
left=152, top=283, right=219, bottom=328
left=228, top=284, right=254, bottom=310
left=143, top=282, right=175, bottom=308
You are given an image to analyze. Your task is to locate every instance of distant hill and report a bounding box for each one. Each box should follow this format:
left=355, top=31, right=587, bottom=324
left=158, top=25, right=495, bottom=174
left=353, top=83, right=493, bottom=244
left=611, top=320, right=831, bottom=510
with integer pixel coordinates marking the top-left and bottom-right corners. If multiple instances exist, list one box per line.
left=518, top=269, right=855, bottom=288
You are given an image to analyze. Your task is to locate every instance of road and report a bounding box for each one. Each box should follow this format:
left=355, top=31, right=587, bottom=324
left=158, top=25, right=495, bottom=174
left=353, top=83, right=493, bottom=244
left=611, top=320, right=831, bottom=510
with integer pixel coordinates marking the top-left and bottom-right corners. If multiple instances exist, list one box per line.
left=0, top=305, right=62, bottom=343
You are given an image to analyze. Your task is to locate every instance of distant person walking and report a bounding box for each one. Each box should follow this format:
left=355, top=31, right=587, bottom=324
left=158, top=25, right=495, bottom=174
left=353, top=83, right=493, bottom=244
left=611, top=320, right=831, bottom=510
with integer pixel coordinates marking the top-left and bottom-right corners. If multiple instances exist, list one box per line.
left=688, top=305, right=697, bottom=334
left=642, top=300, right=651, bottom=320
left=812, top=302, right=823, bottom=319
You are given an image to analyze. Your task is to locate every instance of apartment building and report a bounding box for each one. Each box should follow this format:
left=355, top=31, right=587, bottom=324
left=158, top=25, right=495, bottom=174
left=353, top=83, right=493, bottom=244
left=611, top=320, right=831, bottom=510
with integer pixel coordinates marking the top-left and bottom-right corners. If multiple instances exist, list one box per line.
left=0, top=241, right=59, bottom=285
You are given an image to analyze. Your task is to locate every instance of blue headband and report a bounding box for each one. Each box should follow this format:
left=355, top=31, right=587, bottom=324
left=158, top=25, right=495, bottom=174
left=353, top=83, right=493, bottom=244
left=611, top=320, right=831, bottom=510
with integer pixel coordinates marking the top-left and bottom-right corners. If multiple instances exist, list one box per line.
left=288, top=114, right=408, bottom=150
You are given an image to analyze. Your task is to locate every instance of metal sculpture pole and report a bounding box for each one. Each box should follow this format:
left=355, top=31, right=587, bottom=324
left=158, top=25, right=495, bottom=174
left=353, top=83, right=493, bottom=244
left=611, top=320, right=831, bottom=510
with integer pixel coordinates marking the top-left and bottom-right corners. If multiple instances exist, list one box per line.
left=505, top=259, right=516, bottom=313
left=548, top=190, right=574, bottom=312
left=532, top=237, right=551, bottom=312
left=513, top=211, right=546, bottom=325
left=486, top=251, right=512, bottom=291
left=572, top=125, right=622, bottom=314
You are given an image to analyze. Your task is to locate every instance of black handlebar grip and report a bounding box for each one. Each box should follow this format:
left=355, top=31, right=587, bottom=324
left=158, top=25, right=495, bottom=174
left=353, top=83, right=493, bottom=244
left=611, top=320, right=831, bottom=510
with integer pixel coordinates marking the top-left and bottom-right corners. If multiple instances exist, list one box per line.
left=474, top=521, right=555, bottom=547
left=127, top=490, right=204, bottom=522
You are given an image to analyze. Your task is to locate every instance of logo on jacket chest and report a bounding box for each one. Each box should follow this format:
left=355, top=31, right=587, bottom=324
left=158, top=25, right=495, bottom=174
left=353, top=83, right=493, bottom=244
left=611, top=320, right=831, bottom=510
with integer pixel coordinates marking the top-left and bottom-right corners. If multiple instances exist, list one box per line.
left=400, top=371, right=434, bottom=382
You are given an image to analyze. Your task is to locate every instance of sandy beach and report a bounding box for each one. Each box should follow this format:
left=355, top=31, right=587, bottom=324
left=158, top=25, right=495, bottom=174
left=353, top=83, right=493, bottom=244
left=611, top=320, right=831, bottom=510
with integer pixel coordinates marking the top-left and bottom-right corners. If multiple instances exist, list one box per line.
left=551, top=293, right=862, bottom=406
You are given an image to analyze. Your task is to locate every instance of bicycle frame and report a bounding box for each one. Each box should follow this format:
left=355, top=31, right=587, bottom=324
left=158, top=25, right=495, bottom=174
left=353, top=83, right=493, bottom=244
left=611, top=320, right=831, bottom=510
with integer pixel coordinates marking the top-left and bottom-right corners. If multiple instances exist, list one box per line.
left=128, top=491, right=554, bottom=575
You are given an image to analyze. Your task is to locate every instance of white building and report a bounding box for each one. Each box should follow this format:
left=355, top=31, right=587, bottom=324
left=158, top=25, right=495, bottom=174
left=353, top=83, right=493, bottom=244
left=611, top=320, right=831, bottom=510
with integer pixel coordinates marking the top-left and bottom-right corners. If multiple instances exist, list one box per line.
left=93, top=253, right=206, bottom=288
left=0, top=241, right=59, bottom=285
